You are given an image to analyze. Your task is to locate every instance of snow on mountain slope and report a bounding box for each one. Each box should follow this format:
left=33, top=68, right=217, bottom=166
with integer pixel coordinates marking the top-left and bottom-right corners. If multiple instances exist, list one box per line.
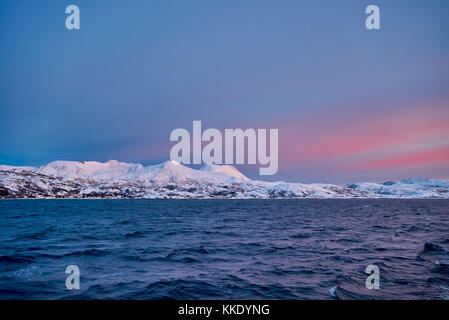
left=0, top=165, right=36, bottom=172
left=36, top=160, right=243, bottom=184
left=200, top=164, right=249, bottom=180
left=37, top=160, right=148, bottom=181
left=346, top=179, right=449, bottom=198
left=1, top=160, right=448, bottom=199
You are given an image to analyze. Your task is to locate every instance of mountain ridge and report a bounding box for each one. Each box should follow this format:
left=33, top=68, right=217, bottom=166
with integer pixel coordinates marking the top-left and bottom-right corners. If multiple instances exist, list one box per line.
left=0, top=160, right=448, bottom=199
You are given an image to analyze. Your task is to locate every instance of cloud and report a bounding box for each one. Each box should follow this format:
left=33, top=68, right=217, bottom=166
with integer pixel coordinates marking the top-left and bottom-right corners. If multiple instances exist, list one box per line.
left=276, top=97, right=449, bottom=179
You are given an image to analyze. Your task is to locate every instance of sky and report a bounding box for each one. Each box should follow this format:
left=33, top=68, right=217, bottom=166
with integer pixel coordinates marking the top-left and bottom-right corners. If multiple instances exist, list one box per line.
left=0, top=0, right=448, bottom=183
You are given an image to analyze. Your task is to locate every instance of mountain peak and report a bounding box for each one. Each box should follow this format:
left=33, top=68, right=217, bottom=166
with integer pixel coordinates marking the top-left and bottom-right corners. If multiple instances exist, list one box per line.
left=200, top=164, right=249, bottom=180
left=161, top=160, right=182, bottom=167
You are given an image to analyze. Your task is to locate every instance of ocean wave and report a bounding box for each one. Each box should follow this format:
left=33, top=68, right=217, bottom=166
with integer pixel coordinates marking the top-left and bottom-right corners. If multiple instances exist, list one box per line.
left=0, top=254, right=35, bottom=265
left=1, top=199, right=449, bottom=299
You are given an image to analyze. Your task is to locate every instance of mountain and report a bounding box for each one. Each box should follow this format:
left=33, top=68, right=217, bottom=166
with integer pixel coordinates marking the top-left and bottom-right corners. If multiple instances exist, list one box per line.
left=200, top=164, right=249, bottom=180
left=0, top=160, right=448, bottom=199
left=346, top=178, right=449, bottom=198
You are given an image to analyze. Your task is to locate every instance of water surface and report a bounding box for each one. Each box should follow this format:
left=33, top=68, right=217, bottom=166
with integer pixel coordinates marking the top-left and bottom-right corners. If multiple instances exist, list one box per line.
left=0, top=199, right=448, bottom=299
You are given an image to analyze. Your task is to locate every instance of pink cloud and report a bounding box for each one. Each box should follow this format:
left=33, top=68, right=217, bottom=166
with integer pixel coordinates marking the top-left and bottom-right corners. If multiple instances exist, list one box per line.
left=277, top=98, right=449, bottom=174
left=355, top=146, right=449, bottom=170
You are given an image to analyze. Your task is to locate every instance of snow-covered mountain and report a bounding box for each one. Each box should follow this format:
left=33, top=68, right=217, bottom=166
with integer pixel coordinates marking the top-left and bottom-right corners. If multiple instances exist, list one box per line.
left=346, top=178, right=449, bottom=198
left=0, top=160, right=448, bottom=199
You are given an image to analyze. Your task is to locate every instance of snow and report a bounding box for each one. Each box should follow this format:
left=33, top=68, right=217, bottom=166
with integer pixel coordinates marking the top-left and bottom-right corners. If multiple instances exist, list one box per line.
left=200, top=164, right=249, bottom=180
left=37, top=160, right=147, bottom=181
left=34, top=160, right=248, bottom=186
left=1, top=159, right=449, bottom=199
left=346, top=179, right=449, bottom=198
left=0, top=165, right=36, bottom=172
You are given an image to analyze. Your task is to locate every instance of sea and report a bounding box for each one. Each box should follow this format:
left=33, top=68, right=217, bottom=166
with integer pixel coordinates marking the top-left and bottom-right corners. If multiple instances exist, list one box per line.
left=0, top=199, right=448, bottom=300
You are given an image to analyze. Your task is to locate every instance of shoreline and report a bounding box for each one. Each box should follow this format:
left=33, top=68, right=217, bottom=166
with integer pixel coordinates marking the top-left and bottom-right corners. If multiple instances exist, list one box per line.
left=1, top=197, right=449, bottom=200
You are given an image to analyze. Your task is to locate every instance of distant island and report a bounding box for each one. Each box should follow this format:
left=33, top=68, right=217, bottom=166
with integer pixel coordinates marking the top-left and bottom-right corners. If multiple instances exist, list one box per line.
left=0, top=160, right=448, bottom=199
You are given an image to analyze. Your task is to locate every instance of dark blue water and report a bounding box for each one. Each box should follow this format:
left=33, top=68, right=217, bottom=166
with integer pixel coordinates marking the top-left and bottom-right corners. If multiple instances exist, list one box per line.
left=0, top=199, right=448, bottom=300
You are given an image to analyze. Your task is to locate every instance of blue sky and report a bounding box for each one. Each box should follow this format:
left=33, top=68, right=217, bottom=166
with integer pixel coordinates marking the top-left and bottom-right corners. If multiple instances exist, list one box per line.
left=1, top=0, right=448, bottom=183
